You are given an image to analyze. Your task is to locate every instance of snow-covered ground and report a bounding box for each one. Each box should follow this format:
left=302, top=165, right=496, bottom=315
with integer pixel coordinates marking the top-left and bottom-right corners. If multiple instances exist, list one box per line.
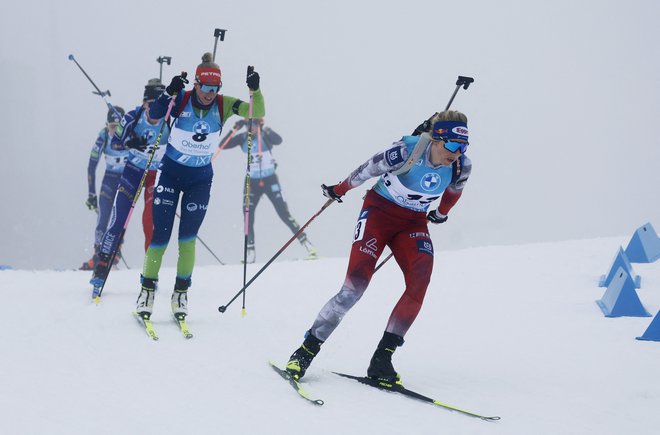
left=1, top=236, right=659, bottom=435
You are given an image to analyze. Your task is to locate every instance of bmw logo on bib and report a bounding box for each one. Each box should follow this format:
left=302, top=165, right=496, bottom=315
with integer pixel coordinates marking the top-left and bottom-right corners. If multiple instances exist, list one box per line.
left=420, top=173, right=441, bottom=191
left=193, top=121, right=211, bottom=135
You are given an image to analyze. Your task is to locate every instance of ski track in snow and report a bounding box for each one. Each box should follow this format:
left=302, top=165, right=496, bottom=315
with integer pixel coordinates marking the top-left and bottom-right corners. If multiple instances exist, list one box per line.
left=1, top=237, right=659, bottom=435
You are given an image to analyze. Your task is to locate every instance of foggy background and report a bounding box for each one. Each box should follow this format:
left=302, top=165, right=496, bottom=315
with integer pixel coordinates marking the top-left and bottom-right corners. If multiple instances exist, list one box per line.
left=1, top=0, right=659, bottom=270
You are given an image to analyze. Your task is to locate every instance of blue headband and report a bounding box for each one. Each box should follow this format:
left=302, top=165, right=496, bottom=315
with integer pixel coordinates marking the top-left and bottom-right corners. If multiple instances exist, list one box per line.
left=431, top=120, right=469, bottom=143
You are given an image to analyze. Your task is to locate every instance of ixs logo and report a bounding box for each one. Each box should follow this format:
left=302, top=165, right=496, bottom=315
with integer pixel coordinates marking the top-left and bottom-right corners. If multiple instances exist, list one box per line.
left=420, top=173, right=441, bottom=191
left=186, top=202, right=208, bottom=212
left=179, top=111, right=192, bottom=118
left=359, top=238, right=379, bottom=259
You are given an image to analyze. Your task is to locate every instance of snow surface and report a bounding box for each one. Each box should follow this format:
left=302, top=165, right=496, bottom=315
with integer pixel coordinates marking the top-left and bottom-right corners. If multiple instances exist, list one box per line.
left=1, top=236, right=659, bottom=435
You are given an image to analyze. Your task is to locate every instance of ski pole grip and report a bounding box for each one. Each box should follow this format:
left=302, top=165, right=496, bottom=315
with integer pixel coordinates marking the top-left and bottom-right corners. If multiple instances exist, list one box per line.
left=456, top=76, right=475, bottom=89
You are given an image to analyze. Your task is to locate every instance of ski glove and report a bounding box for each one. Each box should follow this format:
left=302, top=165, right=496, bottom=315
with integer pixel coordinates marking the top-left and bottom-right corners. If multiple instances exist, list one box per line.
left=166, top=75, right=188, bottom=96
left=322, top=183, right=343, bottom=203
left=233, top=119, right=247, bottom=130
left=125, top=136, right=149, bottom=152
left=246, top=70, right=260, bottom=91
left=427, top=210, right=448, bottom=224
left=86, top=193, right=98, bottom=211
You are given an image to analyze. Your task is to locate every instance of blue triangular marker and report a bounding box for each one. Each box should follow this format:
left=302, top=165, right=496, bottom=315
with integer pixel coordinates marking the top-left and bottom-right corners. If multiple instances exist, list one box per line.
left=596, top=267, right=651, bottom=317
left=599, top=247, right=641, bottom=288
left=637, top=310, right=660, bottom=342
left=625, top=222, right=660, bottom=263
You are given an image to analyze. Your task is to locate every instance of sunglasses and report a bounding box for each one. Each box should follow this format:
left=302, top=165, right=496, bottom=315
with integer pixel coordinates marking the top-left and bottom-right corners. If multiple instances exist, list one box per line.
left=441, top=139, right=469, bottom=154
left=199, top=83, right=221, bottom=93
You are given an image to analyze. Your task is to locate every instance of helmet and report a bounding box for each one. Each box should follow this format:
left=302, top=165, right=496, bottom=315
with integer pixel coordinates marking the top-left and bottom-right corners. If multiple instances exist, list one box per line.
left=107, top=106, right=125, bottom=124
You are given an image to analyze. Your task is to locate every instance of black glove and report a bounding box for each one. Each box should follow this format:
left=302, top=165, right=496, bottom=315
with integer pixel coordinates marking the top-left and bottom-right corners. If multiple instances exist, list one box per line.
left=322, top=183, right=343, bottom=203
left=427, top=210, right=448, bottom=224
left=85, top=193, right=98, bottom=211
left=234, top=119, right=247, bottom=130
left=125, top=136, right=148, bottom=152
left=246, top=69, right=260, bottom=91
left=166, top=74, right=188, bottom=96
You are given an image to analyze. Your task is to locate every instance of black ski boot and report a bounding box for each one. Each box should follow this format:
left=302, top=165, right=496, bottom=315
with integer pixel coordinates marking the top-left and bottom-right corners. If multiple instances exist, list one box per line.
left=286, top=330, right=324, bottom=380
left=90, top=252, right=111, bottom=288
left=171, top=277, right=191, bottom=319
left=367, top=331, right=405, bottom=382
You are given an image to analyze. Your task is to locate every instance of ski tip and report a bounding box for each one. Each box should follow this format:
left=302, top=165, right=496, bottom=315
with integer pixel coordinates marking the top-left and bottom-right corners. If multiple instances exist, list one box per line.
left=93, top=296, right=101, bottom=305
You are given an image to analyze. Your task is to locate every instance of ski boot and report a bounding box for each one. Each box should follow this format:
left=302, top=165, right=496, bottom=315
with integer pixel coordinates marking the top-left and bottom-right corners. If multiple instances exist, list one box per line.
left=90, top=252, right=111, bottom=298
left=80, top=244, right=100, bottom=271
left=299, top=235, right=318, bottom=260
left=171, top=277, right=191, bottom=320
left=367, top=331, right=405, bottom=382
left=286, top=330, right=324, bottom=380
left=243, top=243, right=256, bottom=264
left=80, top=257, right=95, bottom=271
left=136, top=275, right=158, bottom=318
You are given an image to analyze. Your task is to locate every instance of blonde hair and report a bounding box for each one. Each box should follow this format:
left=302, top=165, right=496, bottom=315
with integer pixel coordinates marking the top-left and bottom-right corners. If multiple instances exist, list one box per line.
left=430, top=110, right=467, bottom=124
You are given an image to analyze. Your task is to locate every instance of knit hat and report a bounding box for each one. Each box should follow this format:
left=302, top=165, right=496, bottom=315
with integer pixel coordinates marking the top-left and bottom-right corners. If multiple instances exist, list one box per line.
left=144, top=78, right=165, bottom=101
left=195, top=52, right=222, bottom=86
left=107, top=106, right=125, bottom=124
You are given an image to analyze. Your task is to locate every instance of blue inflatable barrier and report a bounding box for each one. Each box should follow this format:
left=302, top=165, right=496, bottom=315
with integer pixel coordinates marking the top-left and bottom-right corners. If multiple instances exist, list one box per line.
left=599, top=247, right=641, bottom=288
left=625, top=222, right=660, bottom=263
left=596, top=267, right=651, bottom=317
left=637, top=310, right=660, bottom=342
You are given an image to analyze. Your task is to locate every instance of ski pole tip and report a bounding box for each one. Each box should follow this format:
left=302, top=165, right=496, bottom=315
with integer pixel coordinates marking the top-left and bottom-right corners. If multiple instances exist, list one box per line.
left=68, top=54, right=74, bottom=61
left=241, top=308, right=247, bottom=318
left=218, top=305, right=227, bottom=313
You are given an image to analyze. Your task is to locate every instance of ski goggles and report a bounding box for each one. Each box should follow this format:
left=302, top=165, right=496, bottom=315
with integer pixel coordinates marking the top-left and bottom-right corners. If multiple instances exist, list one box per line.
left=199, top=83, right=221, bottom=93
left=443, top=139, right=469, bottom=154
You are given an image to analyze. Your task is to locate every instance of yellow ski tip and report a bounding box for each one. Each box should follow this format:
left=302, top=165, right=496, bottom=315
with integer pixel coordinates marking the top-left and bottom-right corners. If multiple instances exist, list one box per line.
left=94, top=296, right=101, bottom=305
left=241, top=308, right=247, bottom=318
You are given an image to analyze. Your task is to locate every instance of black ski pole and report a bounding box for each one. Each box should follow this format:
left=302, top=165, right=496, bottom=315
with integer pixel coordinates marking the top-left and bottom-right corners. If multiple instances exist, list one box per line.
left=377, top=75, right=474, bottom=272
left=240, top=65, right=255, bottom=316
left=157, top=56, right=172, bottom=82
left=68, top=54, right=120, bottom=118
left=218, top=199, right=335, bottom=314
left=212, top=28, right=227, bottom=62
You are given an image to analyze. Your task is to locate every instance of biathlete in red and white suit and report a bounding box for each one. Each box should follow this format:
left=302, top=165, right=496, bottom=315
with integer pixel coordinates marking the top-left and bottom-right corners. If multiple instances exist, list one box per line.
left=285, top=110, right=473, bottom=383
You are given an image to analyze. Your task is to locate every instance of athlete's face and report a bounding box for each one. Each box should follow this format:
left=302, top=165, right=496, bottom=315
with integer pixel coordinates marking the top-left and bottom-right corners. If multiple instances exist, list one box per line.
left=107, top=123, right=118, bottom=135
left=430, top=139, right=462, bottom=166
left=194, top=82, right=218, bottom=105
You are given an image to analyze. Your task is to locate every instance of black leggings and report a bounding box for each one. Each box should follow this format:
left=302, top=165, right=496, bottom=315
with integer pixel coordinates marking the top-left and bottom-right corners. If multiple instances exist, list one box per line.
left=244, top=173, right=302, bottom=246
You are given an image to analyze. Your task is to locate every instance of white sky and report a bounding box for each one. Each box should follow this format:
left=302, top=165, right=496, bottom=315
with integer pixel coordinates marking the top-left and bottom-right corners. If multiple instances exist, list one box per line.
left=1, top=0, right=659, bottom=269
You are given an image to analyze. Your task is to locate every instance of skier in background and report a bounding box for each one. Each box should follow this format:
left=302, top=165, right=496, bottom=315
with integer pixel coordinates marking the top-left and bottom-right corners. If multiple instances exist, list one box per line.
left=135, top=53, right=265, bottom=322
left=90, top=79, right=169, bottom=294
left=221, top=117, right=317, bottom=263
left=81, top=106, right=127, bottom=270
left=285, top=110, right=472, bottom=383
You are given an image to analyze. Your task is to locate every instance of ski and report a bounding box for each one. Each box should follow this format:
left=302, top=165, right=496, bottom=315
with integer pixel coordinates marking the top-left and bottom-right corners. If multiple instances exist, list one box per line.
left=333, top=372, right=500, bottom=421
left=173, top=314, right=193, bottom=339
left=132, top=312, right=159, bottom=341
left=269, top=362, right=324, bottom=406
